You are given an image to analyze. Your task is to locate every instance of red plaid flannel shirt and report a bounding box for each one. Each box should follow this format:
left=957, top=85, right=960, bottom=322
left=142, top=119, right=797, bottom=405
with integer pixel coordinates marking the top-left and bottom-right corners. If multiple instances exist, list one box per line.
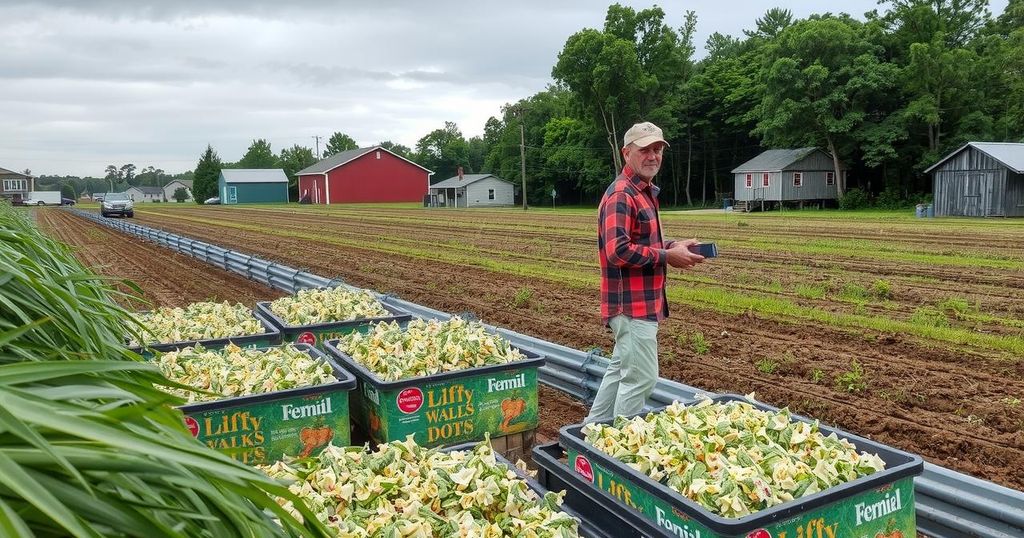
left=598, top=166, right=670, bottom=324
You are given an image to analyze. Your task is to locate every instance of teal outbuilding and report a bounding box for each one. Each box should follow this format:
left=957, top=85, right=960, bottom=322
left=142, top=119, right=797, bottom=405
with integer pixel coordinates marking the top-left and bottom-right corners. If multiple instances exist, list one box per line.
left=218, top=169, right=289, bottom=204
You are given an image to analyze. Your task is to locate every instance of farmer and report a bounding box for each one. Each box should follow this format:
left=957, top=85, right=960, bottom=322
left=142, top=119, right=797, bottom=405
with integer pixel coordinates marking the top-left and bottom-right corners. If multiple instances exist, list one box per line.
left=585, top=121, right=705, bottom=424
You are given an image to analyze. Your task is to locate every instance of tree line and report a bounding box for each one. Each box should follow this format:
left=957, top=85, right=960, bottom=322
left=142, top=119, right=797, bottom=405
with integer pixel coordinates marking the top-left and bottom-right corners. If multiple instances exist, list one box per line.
left=49, top=1, right=1024, bottom=208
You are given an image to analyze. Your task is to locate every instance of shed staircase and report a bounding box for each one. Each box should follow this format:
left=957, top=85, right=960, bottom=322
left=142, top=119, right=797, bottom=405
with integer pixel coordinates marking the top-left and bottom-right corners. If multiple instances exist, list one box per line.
left=733, top=199, right=764, bottom=212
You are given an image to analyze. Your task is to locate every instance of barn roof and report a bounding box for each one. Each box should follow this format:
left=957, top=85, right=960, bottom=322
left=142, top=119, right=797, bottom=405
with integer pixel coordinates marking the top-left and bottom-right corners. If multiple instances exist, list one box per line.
left=924, top=142, right=1024, bottom=174
left=220, top=169, right=288, bottom=183
left=136, top=186, right=164, bottom=195
left=165, top=179, right=193, bottom=188
left=429, top=174, right=515, bottom=189
left=731, top=148, right=838, bottom=173
left=296, top=146, right=433, bottom=175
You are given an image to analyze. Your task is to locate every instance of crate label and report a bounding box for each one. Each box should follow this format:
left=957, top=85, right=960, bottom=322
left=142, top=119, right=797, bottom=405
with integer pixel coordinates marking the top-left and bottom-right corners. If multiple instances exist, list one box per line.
left=566, top=447, right=916, bottom=538
left=355, top=367, right=538, bottom=447
left=574, top=454, right=594, bottom=483
left=397, top=387, right=424, bottom=413
left=283, top=324, right=373, bottom=350
left=183, top=390, right=350, bottom=466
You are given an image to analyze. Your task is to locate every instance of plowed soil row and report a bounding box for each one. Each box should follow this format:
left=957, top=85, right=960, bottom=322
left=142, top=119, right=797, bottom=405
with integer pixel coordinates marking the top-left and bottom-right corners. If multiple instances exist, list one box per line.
left=128, top=207, right=1024, bottom=490
left=35, top=209, right=286, bottom=308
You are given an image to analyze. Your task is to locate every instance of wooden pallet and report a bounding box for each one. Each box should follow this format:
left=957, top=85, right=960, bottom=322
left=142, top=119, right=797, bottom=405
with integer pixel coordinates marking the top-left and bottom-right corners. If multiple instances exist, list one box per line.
left=489, top=429, right=536, bottom=463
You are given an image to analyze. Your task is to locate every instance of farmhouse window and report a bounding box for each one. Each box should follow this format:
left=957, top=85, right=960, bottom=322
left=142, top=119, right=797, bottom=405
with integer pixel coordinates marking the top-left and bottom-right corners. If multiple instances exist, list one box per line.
left=793, top=172, right=803, bottom=187
left=762, top=173, right=770, bottom=187
left=745, top=174, right=753, bottom=188
left=376, top=151, right=381, bottom=159
left=3, top=179, right=26, bottom=191
left=488, top=189, right=495, bottom=200
left=826, top=172, right=835, bottom=186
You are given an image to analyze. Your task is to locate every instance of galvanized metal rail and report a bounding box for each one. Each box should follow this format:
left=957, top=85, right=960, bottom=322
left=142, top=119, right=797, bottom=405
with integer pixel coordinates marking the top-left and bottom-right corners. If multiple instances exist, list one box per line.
left=70, top=208, right=1024, bottom=538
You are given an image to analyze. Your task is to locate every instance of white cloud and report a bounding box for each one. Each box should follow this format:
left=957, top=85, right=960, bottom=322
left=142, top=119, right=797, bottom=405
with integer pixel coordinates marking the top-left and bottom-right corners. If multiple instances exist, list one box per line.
left=0, top=0, right=1008, bottom=176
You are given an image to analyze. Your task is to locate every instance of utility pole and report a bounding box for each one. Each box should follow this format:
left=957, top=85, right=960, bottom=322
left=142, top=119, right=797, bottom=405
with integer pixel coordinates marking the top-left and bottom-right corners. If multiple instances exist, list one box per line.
left=312, top=135, right=322, bottom=159
left=519, top=120, right=528, bottom=210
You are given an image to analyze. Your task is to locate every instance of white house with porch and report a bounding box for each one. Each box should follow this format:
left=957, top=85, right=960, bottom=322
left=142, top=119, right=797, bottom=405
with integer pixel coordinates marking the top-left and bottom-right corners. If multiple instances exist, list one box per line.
left=428, top=174, right=515, bottom=208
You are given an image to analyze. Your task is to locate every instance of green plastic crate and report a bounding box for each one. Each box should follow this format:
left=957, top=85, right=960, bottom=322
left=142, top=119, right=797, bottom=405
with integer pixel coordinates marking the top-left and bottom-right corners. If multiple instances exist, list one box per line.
left=177, top=343, right=356, bottom=466
left=324, top=336, right=544, bottom=448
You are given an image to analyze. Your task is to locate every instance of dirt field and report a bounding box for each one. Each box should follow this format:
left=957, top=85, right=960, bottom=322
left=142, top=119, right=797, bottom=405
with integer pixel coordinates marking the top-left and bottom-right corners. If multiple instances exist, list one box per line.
left=50, top=206, right=1024, bottom=489
left=35, top=209, right=286, bottom=309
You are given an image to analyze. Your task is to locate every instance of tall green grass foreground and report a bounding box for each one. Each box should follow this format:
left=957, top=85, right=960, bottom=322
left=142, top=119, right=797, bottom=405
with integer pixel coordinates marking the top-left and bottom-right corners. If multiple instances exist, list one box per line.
left=0, top=203, right=328, bottom=537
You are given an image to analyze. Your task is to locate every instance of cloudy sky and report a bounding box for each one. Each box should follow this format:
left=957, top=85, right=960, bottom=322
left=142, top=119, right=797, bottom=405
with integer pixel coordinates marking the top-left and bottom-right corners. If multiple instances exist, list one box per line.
left=1, top=0, right=1008, bottom=177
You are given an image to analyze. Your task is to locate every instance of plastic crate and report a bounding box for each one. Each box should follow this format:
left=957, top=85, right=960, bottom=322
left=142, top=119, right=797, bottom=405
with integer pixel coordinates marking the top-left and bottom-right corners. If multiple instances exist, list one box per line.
left=324, top=334, right=544, bottom=448
left=559, top=395, right=924, bottom=538
left=254, top=300, right=412, bottom=350
left=177, top=343, right=356, bottom=466
left=534, top=442, right=672, bottom=537
left=129, top=309, right=281, bottom=356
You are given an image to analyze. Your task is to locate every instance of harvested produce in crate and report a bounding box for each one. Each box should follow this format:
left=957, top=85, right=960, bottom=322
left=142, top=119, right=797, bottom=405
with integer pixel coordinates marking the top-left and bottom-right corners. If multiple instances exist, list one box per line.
left=157, top=343, right=334, bottom=402
left=336, top=317, right=526, bottom=381
left=131, top=301, right=264, bottom=345
left=261, top=437, right=580, bottom=537
left=582, top=397, right=887, bottom=518
left=269, top=287, right=389, bottom=325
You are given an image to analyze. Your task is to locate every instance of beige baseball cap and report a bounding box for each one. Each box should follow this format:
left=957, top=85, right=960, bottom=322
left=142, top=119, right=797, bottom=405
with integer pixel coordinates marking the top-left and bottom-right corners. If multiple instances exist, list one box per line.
left=623, top=121, right=670, bottom=148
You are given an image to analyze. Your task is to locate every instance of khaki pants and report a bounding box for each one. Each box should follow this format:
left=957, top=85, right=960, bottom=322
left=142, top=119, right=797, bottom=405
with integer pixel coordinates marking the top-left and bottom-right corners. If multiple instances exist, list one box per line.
left=584, top=315, right=659, bottom=424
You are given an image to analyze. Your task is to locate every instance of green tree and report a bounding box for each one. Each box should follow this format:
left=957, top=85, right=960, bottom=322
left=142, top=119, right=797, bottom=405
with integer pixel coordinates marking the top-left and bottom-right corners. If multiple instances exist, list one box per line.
left=378, top=140, right=412, bottom=159
left=323, top=132, right=358, bottom=158
left=120, top=164, right=137, bottom=186
left=415, top=121, right=469, bottom=182
left=754, top=15, right=898, bottom=196
left=746, top=8, right=794, bottom=39
left=877, top=0, right=990, bottom=47
left=172, top=186, right=190, bottom=202
left=992, top=0, right=1024, bottom=34
left=483, top=89, right=575, bottom=204
left=542, top=116, right=608, bottom=197
left=59, top=183, right=75, bottom=201
left=136, top=165, right=166, bottom=187
left=238, top=139, right=277, bottom=168
left=192, top=144, right=222, bottom=203
left=278, top=144, right=318, bottom=201
left=467, top=136, right=488, bottom=173
left=553, top=28, right=644, bottom=170
left=903, top=33, right=975, bottom=158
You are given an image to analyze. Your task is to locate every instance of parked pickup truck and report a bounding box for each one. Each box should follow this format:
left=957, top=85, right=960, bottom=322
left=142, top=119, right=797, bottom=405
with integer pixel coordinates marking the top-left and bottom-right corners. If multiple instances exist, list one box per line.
left=22, top=191, right=62, bottom=206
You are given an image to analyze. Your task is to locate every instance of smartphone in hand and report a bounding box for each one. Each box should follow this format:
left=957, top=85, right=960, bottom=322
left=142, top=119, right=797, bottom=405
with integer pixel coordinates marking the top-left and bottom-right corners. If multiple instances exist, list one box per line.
left=687, top=242, right=718, bottom=258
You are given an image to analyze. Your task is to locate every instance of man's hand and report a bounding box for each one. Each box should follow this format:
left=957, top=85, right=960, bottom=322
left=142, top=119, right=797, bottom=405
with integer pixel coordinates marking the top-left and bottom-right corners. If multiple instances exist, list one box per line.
left=666, top=239, right=705, bottom=269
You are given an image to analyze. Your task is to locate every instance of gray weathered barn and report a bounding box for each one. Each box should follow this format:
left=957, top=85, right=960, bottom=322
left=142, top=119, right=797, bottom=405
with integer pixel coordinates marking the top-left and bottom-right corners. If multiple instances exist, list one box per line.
left=731, top=148, right=846, bottom=208
left=925, top=142, right=1024, bottom=217
left=428, top=174, right=515, bottom=208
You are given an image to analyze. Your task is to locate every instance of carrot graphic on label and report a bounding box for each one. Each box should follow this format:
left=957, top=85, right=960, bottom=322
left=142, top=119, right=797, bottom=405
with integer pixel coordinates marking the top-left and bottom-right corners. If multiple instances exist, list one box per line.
left=299, top=426, right=333, bottom=457
left=500, top=397, right=526, bottom=431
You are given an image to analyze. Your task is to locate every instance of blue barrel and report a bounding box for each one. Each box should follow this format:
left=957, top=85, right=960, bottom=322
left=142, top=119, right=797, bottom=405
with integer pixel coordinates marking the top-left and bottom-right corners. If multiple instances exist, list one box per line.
left=723, top=197, right=732, bottom=210
left=926, top=203, right=934, bottom=218
left=915, top=204, right=925, bottom=218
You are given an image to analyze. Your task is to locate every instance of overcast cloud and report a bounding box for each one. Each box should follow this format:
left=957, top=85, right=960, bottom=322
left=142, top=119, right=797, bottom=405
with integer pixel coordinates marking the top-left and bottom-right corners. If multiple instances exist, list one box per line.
left=1, top=0, right=1008, bottom=176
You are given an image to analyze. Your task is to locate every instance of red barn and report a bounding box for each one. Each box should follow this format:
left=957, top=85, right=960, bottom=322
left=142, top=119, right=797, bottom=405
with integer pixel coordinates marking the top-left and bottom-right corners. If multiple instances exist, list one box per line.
left=295, top=146, right=433, bottom=204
